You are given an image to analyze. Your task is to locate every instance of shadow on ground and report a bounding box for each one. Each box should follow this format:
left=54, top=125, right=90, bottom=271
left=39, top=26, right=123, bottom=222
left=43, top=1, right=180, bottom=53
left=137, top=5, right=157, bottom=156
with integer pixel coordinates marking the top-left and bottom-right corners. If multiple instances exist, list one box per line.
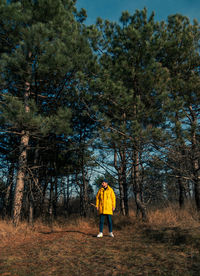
left=142, top=226, right=200, bottom=247
left=38, top=229, right=97, bottom=237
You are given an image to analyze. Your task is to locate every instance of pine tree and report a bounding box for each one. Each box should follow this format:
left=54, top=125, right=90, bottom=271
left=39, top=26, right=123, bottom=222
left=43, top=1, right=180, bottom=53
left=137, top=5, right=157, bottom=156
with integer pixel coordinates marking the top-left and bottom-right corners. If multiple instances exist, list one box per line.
left=0, top=0, right=94, bottom=225
left=90, top=8, right=169, bottom=219
left=157, top=14, right=200, bottom=209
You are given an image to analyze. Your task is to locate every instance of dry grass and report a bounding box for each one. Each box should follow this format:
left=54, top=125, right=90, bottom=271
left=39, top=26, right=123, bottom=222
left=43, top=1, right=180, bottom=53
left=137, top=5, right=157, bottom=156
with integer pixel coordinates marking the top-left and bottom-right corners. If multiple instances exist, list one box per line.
left=1, top=205, right=200, bottom=275
left=147, top=203, right=200, bottom=229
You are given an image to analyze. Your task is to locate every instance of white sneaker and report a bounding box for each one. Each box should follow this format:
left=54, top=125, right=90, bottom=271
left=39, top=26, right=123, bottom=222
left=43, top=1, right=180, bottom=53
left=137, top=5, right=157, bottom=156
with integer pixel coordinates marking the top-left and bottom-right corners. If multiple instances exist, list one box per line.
left=109, top=232, right=114, bottom=237
left=97, top=232, right=103, bottom=238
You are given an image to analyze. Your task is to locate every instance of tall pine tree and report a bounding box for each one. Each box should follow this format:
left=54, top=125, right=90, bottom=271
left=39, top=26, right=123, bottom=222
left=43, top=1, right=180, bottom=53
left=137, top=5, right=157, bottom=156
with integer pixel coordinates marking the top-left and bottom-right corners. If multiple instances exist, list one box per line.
left=0, top=0, right=94, bottom=225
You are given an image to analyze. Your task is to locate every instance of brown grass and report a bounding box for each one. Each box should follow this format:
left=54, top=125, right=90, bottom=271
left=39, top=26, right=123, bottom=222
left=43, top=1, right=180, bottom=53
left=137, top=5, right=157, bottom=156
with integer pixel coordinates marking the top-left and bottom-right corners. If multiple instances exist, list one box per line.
left=147, top=203, right=200, bottom=228
left=0, top=205, right=200, bottom=275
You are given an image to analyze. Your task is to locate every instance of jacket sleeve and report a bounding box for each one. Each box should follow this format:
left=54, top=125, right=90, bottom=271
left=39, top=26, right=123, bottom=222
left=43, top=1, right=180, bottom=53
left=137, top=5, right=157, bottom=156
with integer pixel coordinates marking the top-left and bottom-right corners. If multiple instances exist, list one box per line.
left=96, top=190, right=100, bottom=209
left=111, top=189, right=116, bottom=209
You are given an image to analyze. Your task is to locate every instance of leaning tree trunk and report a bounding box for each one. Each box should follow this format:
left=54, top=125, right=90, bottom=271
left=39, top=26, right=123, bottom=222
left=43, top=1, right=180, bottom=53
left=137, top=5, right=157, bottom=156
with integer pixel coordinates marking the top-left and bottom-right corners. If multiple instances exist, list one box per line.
left=13, top=81, right=30, bottom=226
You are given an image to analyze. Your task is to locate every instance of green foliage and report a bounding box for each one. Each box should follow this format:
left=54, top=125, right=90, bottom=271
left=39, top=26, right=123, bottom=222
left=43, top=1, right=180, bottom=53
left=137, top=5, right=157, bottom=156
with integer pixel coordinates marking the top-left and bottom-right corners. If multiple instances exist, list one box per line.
left=44, top=107, right=72, bottom=136
left=0, top=0, right=96, bottom=192
left=0, top=0, right=94, bottom=133
left=1, top=95, right=39, bottom=128
left=91, top=8, right=170, bottom=147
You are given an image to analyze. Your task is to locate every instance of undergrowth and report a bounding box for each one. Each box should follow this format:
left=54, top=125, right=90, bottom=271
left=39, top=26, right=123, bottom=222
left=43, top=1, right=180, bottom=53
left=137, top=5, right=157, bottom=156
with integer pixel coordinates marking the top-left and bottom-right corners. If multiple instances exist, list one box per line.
left=1, top=204, right=200, bottom=276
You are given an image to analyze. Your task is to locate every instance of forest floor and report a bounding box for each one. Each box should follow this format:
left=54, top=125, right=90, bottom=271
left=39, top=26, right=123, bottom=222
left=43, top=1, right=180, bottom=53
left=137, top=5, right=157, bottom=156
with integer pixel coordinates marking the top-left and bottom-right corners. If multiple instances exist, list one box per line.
left=0, top=210, right=200, bottom=276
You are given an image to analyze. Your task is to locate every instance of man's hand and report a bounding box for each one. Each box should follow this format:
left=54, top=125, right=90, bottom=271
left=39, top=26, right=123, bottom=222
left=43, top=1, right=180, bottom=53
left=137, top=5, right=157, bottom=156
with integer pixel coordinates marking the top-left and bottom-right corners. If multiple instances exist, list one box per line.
left=113, top=208, right=115, bottom=211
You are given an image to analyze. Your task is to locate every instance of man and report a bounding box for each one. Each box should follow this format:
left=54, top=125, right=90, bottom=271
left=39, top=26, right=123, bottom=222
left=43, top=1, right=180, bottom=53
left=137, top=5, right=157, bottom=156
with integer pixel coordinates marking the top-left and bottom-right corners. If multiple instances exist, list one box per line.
left=96, top=179, right=116, bottom=238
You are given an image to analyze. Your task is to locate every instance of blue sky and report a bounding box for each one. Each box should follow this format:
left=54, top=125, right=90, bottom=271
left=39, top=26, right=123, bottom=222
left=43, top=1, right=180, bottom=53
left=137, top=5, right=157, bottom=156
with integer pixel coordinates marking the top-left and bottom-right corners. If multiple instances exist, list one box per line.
left=76, top=0, right=200, bottom=25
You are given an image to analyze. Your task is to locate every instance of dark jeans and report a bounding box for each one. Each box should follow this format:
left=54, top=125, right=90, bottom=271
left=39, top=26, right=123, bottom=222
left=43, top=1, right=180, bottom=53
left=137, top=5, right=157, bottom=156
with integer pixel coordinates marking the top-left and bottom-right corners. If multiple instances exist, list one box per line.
left=99, top=214, right=113, bottom=232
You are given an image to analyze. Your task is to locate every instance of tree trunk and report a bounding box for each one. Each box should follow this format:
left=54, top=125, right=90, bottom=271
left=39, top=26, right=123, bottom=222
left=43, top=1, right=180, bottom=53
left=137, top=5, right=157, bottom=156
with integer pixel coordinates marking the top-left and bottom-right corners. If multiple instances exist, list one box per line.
left=132, top=149, right=147, bottom=221
left=82, top=169, right=88, bottom=217
left=78, top=151, right=88, bottom=218
left=189, top=106, right=200, bottom=210
left=178, top=177, right=186, bottom=208
left=48, top=180, right=54, bottom=225
left=66, top=176, right=70, bottom=214
left=13, top=131, right=29, bottom=226
left=175, top=114, right=187, bottom=208
left=2, top=163, right=14, bottom=218
left=194, top=177, right=200, bottom=211
left=114, top=148, right=128, bottom=215
left=118, top=177, right=126, bottom=216
left=62, top=176, right=70, bottom=216
left=28, top=195, right=34, bottom=225
left=122, top=174, right=129, bottom=216
left=13, top=81, right=30, bottom=226
left=41, top=176, right=48, bottom=219
left=53, top=177, right=58, bottom=219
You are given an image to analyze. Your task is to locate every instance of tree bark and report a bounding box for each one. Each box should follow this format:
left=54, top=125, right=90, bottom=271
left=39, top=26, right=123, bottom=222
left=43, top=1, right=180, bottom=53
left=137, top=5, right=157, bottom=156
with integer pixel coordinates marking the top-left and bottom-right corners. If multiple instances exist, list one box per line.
left=13, top=81, right=30, bottom=226
left=28, top=193, right=34, bottom=225
left=53, top=176, right=58, bottom=219
left=132, top=148, right=147, bottom=221
left=48, top=180, right=54, bottom=225
left=114, top=148, right=126, bottom=215
left=174, top=113, right=187, bottom=208
left=122, top=173, right=129, bottom=216
left=13, top=131, right=29, bottom=226
left=189, top=105, right=200, bottom=210
left=82, top=169, right=88, bottom=217
left=41, top=174, right=49, bottom=218
left=79, top=151, right=88, bottom=217
left=118, top=176, right=126, bottom=216
left=62, top=176, right=70, bottom=216
left=178, top=177, right=186, bottom=208
left=2, top=163, right=14, bottom=218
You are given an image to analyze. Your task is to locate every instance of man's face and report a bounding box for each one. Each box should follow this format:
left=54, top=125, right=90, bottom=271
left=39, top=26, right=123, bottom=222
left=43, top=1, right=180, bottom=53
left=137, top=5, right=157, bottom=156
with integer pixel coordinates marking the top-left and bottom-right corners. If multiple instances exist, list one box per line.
left=102, top=181, right=108, bottom=188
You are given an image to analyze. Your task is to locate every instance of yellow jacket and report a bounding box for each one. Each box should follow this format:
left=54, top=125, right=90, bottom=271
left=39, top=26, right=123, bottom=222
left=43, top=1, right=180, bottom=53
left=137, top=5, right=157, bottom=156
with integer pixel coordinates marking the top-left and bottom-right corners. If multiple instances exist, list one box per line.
left=96, top=185, right=116, bottom=215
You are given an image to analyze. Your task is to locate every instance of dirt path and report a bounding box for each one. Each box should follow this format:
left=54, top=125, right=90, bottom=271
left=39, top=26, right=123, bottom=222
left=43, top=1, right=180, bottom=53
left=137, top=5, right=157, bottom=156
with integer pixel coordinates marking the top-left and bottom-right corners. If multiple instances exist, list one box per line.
left=0, top=224, right=200, bottom=275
